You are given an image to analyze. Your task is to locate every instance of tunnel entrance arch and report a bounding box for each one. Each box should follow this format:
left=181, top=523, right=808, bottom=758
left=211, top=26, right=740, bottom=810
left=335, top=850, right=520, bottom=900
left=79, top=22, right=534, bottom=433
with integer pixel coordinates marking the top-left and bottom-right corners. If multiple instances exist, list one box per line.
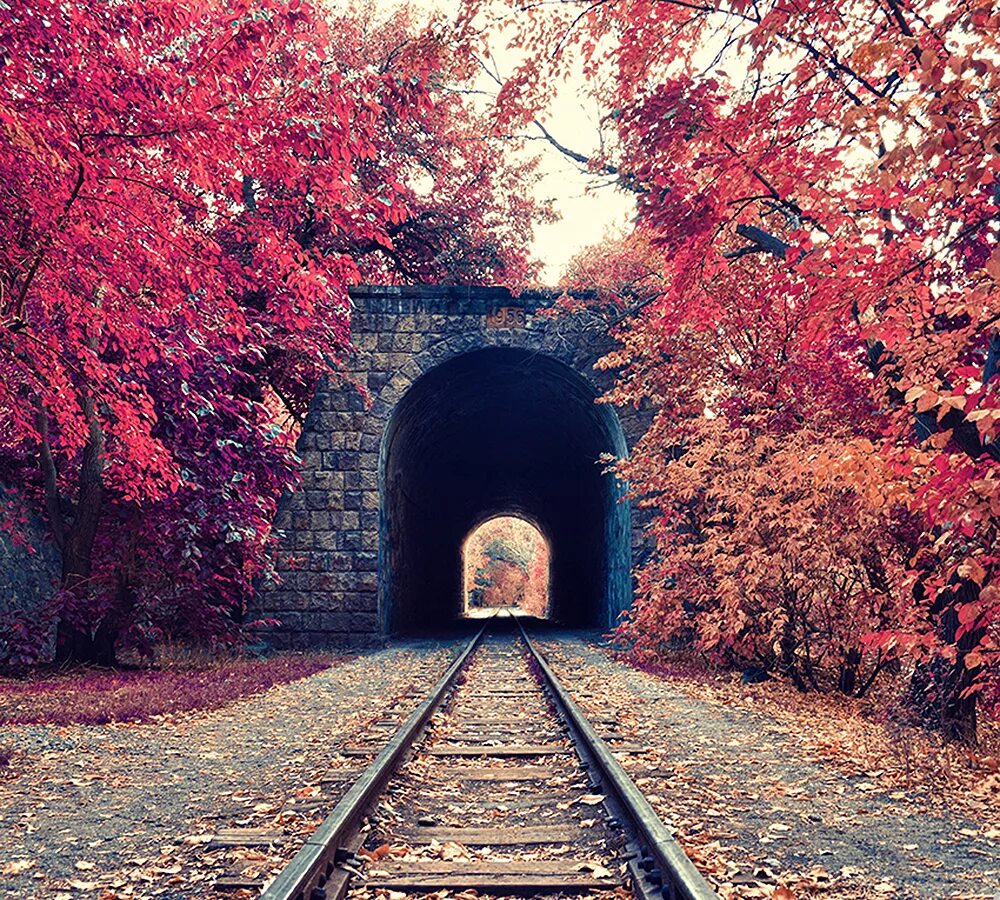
left=260, top=285, right=651, bottom=647
left=380, top=348, right=629, bottom=633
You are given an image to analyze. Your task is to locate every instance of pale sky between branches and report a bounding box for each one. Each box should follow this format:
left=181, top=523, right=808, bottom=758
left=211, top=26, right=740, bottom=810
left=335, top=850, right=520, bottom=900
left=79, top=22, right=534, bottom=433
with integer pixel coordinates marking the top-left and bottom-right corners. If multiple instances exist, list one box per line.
left=468, top=20, right=637, bottom=285
left=358, top=0, right=638, bottom=284
left=527, top=117, right=636, bottom=285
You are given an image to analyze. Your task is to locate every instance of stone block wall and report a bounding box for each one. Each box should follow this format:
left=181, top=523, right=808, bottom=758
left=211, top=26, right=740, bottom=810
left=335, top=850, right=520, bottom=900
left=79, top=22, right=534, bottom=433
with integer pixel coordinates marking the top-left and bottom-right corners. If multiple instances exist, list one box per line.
left=258, top=285, right=651, bottom=647
left=0, top=493, right=59, bottom=621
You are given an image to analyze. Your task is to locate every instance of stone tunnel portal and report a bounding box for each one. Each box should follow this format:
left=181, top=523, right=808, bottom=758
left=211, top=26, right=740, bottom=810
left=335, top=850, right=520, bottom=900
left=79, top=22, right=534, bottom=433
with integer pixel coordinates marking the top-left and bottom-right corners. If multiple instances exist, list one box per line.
left=380, top=347, right=631, bottom=633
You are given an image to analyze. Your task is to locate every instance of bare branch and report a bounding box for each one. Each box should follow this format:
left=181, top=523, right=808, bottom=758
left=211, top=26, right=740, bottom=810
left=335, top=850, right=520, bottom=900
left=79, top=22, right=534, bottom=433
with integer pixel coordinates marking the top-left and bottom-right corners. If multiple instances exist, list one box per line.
left=531, top=120, right=647, bottom=193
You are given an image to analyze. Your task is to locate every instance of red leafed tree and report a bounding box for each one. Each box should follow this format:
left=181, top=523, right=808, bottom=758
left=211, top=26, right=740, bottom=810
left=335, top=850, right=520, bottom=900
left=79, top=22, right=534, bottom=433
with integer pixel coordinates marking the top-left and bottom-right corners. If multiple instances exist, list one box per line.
left=520, top=546, right=550, bottom=618
left=0, top=0, right=544, bottom=667
left=475, top=1, right=1000, bottom=739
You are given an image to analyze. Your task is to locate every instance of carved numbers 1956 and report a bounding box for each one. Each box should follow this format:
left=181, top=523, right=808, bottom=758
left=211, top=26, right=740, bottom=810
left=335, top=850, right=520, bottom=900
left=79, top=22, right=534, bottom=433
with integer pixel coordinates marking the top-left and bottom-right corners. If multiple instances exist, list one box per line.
left=485, top=307, right=527, bottom=329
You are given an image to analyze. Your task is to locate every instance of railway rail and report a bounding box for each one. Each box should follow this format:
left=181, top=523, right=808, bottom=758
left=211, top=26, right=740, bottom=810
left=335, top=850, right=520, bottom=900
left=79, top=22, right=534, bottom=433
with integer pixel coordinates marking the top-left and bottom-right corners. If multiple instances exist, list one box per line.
left=257, top=617, right=717, bottom=900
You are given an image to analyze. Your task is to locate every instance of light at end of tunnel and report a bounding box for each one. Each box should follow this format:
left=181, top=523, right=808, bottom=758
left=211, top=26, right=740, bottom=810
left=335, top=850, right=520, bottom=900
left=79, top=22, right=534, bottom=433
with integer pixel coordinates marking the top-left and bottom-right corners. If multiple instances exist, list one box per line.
left=462, top=515, right=550, bottom=620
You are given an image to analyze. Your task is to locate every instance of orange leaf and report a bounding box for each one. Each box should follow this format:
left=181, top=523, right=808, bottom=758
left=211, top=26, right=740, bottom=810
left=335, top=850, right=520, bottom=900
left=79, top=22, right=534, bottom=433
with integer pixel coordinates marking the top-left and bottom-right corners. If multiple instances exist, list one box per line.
left=958, top=558, right=986, bottom=585
left=916, top=391, right=939, bottom=413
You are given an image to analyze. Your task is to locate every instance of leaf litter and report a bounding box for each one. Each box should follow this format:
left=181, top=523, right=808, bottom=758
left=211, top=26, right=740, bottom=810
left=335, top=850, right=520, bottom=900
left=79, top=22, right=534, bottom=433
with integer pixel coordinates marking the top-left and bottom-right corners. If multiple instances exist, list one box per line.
left=0, top=642, right=455, bottom=898
left=536, top=635, right=1000, bottom=900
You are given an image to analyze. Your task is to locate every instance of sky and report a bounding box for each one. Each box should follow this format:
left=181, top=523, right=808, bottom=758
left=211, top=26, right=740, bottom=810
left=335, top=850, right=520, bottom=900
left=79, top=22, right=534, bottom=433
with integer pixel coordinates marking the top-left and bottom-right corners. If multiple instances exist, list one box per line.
left=364, top=0, right=638, bottom=284
left=468, top=27, right=638, bottom=285
left=524, top=109, right=637, bottom=284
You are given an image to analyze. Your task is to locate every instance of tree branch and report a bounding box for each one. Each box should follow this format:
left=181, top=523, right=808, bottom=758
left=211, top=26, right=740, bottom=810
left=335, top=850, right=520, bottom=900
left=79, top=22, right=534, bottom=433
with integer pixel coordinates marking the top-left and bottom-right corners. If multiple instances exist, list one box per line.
left=12, top=162, right=85, bottom=323
left=728, top=223, right=793, bottom=259
left=35, top=405, right=66, bottom=552
left=530, top=120, right=647, bottom=193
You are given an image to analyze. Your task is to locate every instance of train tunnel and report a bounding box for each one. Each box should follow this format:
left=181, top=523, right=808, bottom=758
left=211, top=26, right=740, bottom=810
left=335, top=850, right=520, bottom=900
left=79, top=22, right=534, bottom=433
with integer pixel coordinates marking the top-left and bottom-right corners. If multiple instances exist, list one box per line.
left=379, top=347, right=631, bottom=633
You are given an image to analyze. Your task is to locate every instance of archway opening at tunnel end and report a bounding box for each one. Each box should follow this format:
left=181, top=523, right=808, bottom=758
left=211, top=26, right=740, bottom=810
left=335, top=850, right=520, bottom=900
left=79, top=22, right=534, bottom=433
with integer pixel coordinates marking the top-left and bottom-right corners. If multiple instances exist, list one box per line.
left=462, top=516, right=550, bottom=619
left=378, top=346, right=632, bottom=634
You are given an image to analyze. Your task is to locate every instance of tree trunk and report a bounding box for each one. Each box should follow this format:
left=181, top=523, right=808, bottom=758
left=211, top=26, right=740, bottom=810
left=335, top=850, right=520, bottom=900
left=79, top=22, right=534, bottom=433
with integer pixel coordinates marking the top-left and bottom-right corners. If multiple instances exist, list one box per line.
left=54, top=602, right=117, bottom=667
left=909, top=577, right=982, bottom=744
left=48, top=386, right=114, bottom=666
left=838, top=647, right=861, bottom=696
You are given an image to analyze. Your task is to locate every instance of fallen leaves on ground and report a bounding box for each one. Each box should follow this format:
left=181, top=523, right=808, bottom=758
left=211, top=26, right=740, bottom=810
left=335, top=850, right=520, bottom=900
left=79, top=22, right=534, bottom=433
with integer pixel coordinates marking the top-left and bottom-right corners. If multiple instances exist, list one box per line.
left=539, top=638, right=1000, bottom=900
left=0, top=646, right=454, bottom=898
left=0, top=652, right=341, bottom=726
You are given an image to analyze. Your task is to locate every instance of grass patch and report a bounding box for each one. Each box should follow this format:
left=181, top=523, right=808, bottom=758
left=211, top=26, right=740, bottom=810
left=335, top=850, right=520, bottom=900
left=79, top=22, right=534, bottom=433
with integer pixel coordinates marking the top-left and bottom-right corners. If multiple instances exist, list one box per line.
left=0, top=653, right=339, bottom=726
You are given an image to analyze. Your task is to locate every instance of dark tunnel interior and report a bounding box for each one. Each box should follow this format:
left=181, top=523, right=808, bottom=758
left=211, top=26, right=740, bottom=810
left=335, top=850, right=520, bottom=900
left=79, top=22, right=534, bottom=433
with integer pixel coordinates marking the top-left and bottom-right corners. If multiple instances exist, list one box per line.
left=379, top=348, right=631, bottom=633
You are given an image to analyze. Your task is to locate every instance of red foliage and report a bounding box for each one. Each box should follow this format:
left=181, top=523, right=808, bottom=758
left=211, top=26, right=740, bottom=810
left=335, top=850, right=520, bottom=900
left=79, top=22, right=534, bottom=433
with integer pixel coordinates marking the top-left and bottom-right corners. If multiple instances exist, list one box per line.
left=0, top=1, right=545, bottom=666
left=472, top=0, right=1000, bottom=737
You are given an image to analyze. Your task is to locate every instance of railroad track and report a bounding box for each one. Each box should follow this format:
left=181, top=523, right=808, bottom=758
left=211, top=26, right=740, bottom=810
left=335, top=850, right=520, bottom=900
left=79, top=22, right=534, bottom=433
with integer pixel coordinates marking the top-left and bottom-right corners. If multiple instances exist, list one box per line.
left=258, top=616, right=717, bottom=900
